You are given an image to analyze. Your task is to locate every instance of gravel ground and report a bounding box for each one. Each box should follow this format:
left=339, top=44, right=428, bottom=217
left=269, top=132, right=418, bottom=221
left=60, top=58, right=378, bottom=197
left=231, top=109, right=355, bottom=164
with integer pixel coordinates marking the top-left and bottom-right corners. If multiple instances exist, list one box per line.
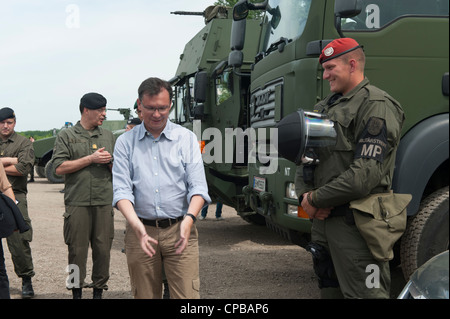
left=3, top=177, right=320, bottom=299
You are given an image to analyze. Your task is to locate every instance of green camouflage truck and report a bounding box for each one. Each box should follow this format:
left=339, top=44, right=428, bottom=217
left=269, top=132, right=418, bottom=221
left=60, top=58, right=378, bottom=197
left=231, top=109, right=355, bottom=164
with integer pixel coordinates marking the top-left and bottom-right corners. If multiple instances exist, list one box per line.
left=230, top=0, right=448, bottom=279
left=169, top=5, right=264, bottom=223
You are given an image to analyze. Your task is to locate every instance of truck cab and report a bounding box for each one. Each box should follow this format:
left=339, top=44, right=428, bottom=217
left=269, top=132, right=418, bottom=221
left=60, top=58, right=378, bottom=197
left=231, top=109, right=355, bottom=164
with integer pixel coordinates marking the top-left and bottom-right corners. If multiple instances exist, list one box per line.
left=169, top=6, right=263, bottom=222
left=233, top=0, right=448, bottom=279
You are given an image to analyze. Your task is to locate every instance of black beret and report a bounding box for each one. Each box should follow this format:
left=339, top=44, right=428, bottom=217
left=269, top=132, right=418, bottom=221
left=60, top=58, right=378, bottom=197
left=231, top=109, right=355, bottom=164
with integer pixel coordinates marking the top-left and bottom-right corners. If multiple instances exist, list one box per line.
left=0, top=107, right=16, bottom=122
left=80, top=92, right=107, bottom=110
left=127, top=118, right=141, bottom=125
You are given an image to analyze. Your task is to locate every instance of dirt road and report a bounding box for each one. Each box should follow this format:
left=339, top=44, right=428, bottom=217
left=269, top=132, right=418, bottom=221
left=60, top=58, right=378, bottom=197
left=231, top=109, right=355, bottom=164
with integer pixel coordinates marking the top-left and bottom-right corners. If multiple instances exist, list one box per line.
left=3, top=177, right=320, bottom=299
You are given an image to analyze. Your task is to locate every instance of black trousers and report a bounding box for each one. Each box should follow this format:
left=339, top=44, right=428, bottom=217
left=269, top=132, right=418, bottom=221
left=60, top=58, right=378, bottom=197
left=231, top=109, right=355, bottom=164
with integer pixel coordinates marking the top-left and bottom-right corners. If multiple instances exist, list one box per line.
left=0, top=240, right=10, bottom=299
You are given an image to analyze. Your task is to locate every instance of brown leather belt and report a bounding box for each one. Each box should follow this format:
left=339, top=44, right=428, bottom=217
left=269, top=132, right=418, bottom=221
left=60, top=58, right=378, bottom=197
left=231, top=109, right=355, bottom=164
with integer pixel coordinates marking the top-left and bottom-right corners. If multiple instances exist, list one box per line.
left=140, top=216, right=184, bottom=228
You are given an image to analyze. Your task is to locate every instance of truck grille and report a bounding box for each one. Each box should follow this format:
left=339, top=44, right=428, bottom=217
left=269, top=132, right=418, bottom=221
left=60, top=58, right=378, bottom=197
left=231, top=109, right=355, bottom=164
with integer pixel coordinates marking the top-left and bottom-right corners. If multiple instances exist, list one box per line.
left=250, top=78, right=284, bottom=129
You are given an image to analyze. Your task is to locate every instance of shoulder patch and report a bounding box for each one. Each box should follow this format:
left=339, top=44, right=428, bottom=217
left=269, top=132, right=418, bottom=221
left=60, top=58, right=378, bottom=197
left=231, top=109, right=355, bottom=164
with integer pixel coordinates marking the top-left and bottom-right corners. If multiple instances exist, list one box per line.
left=355, top=117, right=387, bottom=163
left=367, top=117, right=384, bottom=136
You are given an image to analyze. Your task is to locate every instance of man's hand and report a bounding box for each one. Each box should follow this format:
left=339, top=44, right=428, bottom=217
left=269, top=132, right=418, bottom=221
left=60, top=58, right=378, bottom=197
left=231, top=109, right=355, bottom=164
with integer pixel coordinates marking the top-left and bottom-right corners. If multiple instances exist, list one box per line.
left=140, top=233, right=159, bottom=257
left=174, top=217, right=194, bottom=254
left=300, top=191, right=332, bottom=220
left=90, top=147, right=112, bottom=164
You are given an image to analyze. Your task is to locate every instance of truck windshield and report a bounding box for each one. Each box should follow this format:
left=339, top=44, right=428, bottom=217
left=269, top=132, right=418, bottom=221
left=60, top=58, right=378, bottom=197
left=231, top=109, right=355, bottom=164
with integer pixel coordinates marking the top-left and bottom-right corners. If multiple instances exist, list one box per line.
left=262, top=0, right=312, bottom=53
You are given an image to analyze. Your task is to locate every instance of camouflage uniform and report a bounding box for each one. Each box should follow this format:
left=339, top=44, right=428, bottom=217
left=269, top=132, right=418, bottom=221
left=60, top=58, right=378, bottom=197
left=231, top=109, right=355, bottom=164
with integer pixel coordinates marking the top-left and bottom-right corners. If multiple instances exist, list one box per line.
left=52, top=121, right=115, bottom=291
left=296, top=78, right=405, bottom=298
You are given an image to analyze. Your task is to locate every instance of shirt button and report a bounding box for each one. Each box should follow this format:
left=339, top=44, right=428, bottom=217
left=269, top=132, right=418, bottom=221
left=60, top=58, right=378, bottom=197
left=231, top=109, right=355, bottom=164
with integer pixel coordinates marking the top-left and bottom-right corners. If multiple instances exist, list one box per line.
left=153, top=157, right=157, bottom=160
left=154, top=172, right=158, bottom=176
left=155, top=189, right=159, bottom=193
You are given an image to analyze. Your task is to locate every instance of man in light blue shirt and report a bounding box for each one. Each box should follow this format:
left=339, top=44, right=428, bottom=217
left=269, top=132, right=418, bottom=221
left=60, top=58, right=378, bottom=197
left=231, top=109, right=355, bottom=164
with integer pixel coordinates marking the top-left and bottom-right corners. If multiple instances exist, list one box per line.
left=113, top=77, right=210, bottom=298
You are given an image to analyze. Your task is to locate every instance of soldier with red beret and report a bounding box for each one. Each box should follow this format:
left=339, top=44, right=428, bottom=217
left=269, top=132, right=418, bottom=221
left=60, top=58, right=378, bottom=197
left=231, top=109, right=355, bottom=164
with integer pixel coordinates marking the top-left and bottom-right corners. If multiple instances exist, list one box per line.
left=296, top=38, right=405, bottom=298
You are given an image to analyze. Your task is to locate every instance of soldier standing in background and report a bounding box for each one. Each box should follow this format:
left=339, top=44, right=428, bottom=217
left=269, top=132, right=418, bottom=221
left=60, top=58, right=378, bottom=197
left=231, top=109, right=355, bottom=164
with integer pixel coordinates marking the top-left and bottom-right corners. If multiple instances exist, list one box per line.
left=0, top=107, right=36, bottom=299
left=52, top=93, right=115, bottom=299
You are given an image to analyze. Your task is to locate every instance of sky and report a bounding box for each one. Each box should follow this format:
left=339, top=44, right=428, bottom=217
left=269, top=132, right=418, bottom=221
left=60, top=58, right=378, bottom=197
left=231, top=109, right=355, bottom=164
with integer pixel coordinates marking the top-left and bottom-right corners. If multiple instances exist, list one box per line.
left=0, top=0, right=216, bottom=131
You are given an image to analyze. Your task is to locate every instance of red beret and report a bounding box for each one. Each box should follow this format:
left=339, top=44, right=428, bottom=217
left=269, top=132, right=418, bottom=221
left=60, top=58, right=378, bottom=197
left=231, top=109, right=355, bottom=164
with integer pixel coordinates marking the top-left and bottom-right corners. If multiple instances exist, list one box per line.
left=319, top=38, right=362, bottom=64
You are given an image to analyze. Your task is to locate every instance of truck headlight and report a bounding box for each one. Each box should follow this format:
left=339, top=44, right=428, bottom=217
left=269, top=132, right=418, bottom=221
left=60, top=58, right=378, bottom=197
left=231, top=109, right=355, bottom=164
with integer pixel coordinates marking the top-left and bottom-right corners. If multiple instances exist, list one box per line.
left=286, top=182, right=298, bottom=199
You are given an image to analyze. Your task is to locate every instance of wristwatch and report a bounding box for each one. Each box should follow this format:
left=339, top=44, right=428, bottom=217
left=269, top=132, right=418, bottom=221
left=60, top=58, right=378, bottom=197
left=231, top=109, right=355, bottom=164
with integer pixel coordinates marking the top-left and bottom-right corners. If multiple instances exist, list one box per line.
left=185, top=213, right=197, bottom=223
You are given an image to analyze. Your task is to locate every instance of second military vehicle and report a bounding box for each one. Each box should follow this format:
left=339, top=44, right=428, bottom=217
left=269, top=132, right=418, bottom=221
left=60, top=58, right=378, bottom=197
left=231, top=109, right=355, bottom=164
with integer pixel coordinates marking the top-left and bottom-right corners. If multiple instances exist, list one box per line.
left=169, top=5, right=264, bottom=223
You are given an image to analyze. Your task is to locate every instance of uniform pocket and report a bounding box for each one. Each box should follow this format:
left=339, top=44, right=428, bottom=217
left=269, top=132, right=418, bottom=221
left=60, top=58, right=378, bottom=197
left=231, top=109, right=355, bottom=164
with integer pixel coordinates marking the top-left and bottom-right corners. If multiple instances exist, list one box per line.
left=350, top=192, right=411, bottom=262
left=63, top=209, right=72, bottom=245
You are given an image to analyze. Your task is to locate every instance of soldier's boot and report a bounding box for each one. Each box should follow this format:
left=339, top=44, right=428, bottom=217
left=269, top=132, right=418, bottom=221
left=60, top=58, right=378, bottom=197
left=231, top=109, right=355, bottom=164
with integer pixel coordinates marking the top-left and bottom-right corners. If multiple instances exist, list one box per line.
left=93, top=288, right=103, bottom=299
left=22, top=276, right=34, bottom=299
left=72, top=288, right=82, bottom=299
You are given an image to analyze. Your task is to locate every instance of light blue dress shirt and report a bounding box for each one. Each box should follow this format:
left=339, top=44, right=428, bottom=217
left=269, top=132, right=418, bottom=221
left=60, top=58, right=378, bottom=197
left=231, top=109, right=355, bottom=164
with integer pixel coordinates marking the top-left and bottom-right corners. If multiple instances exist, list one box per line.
left=112, top=120, right=211, bottom=220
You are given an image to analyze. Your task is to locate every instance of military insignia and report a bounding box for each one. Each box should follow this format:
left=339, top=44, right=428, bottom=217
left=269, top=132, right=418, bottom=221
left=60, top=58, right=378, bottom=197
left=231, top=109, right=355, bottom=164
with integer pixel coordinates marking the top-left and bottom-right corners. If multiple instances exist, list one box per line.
left=324, top=47, right=334, bottom=57
left=92, top=144, right=98, bottom=149
left=355, top=117, right=388, bottom=163
left=367, top=117, right=384, bottom=136
left=0, top=151, right=3, bottom=156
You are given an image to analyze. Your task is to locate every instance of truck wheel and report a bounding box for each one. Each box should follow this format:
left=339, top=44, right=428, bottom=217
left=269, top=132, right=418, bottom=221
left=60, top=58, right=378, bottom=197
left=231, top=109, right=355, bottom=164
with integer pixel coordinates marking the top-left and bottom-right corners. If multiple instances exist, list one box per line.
left=36, top=165, right=46, bottom=178
left=45, top=160, right=64, bottom=183
left=400, top=186, right=449, bottom=280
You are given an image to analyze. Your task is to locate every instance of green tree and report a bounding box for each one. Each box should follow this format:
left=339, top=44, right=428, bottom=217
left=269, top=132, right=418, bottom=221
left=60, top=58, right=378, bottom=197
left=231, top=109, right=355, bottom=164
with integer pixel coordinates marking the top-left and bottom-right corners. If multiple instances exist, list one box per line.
left=214, top=0, right=265, bottom=19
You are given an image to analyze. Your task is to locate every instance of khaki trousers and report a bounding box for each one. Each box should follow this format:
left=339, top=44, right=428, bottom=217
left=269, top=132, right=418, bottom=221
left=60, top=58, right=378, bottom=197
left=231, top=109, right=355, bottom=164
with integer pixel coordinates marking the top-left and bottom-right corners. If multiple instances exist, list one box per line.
left=125, top=221, right=200, bottom=299
left=63, top=205, right=114, bottom=290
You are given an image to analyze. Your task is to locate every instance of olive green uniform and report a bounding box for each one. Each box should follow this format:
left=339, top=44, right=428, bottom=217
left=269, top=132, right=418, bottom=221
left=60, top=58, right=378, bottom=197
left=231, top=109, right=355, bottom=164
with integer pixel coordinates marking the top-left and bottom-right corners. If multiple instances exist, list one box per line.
left=0, top=132, right=35, bottom=278
left=52, top=121, right=115, bottom=290
left=296, top=78, right=405, bottom=298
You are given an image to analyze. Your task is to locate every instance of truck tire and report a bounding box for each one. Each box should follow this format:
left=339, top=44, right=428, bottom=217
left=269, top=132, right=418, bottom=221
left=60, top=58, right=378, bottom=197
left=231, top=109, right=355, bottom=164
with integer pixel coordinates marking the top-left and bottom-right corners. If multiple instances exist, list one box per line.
left=400, top=186, right=449, bottom=280
left=45, top=160, right=64, bottom=183
left=36, top=165, right=46, bottom=178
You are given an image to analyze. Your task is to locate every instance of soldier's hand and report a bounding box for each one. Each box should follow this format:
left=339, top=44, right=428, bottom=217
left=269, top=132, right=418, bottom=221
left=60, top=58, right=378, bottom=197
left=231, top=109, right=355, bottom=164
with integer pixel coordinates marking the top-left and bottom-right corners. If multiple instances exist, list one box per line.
left=90, top=147, right=112, bottom=164
left=301, top=192, right=318, bottom=218
left=314, top=208, right=332, bottom=220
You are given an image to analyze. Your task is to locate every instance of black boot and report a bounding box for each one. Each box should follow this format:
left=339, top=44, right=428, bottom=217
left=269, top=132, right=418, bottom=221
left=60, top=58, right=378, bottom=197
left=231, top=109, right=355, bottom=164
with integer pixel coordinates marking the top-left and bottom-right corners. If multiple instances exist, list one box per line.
left=21, top=276, right=34, bottom=299
left=72, top=288, right=82, bottom=299
left=93, top=288, right=103, bottom=299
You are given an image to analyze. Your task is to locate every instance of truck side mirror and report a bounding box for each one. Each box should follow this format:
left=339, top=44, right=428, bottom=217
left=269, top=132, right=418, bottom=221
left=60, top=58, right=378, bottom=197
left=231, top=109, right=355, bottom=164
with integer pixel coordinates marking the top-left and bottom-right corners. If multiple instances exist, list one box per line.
left=334, top=0, right=362, bottom=37
left=233, top=0, right=249, bottom=21
left=228, top=50, right=244, bottom=68
left=194, top=71, right=207, bottom=103
left=230, top=19, right=246, bottom=51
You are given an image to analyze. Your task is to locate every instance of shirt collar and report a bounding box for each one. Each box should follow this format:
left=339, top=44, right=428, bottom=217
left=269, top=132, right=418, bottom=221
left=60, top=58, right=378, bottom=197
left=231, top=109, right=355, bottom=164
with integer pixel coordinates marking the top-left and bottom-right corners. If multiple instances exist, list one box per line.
left=138, top=120, right=175, bottom=141
left=1, top=131, right=18, bottom=143
left=73, top=121, right=102, bottom=136
left=326, top=77, right=370, bottom=107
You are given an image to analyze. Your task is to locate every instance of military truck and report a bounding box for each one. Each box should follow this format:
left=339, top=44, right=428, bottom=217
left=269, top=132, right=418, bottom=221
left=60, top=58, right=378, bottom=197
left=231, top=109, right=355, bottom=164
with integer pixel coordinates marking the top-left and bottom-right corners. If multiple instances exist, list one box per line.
left=33, top=109, right=130, bottom=183
left=169, top=5, right=264, bottom=223
left=230, top=0, right=448, bottom=279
